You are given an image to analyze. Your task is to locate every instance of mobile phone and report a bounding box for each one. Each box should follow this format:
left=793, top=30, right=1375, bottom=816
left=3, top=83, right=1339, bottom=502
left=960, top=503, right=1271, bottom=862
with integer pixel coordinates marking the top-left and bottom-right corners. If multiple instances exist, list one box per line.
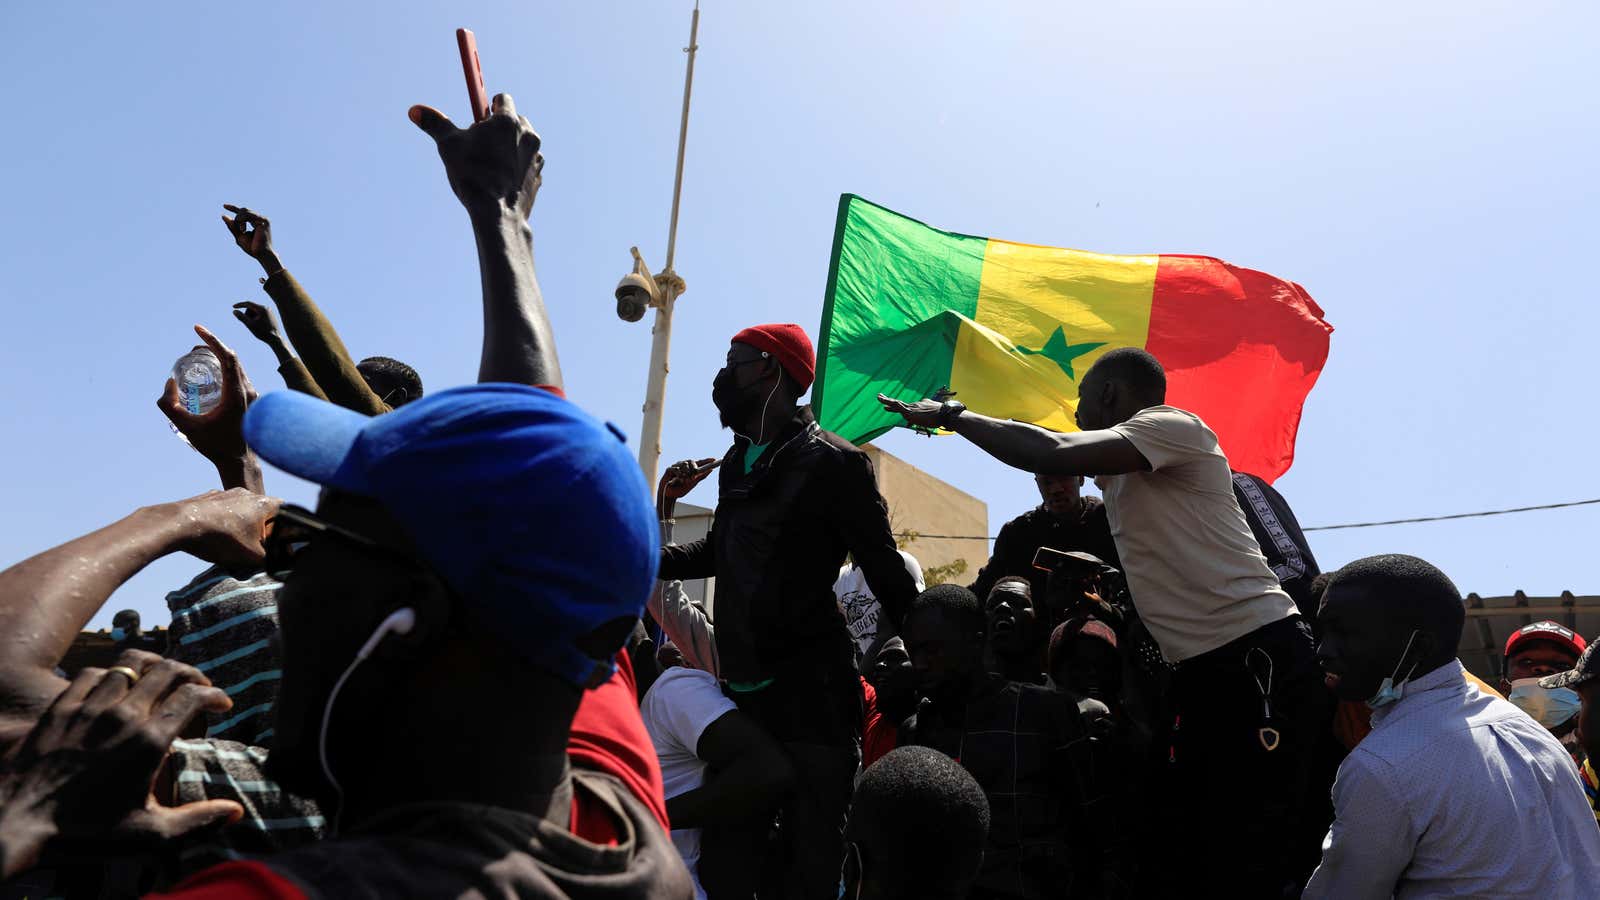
left=456, top=28, right=490, bottom=122
left=694, top=459, right=724, bottom=474
left=1032, top=546, right=1071, bottom=573
left=1031, top=546, right=1104, bottom=575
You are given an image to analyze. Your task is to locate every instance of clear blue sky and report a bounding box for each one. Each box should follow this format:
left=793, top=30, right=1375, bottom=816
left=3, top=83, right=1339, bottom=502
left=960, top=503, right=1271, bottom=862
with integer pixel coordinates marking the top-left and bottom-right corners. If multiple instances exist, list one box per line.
left=2, top=1, right=1596, bottom=630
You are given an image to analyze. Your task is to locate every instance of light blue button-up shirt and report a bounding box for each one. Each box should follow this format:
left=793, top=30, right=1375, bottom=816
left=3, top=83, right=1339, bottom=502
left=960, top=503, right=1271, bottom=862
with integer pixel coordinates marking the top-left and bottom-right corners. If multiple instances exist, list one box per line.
left=1305, top=659, right=1600, bottom=899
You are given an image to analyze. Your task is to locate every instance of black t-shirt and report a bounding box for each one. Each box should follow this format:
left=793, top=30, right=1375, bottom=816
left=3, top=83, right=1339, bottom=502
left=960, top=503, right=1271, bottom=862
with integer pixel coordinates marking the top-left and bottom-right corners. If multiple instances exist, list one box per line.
left=970, top=499, right=1121, bottom=601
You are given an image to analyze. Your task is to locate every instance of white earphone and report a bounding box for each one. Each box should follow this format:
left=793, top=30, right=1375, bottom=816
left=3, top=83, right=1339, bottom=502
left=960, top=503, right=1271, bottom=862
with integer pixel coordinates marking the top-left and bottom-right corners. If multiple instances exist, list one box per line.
left=354, top=608, right=416, bottom=660
left=319, top=607, right=417, bottom=832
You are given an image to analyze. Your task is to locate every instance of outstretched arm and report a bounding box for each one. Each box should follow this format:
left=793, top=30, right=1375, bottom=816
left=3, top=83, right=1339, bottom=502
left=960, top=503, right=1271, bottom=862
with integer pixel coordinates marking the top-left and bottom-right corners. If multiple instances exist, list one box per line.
left=410, top=94, right=561, bottom=388
left=878, top=395, right=1149, bottom=476
left=0, top=491, right=279, bottom=744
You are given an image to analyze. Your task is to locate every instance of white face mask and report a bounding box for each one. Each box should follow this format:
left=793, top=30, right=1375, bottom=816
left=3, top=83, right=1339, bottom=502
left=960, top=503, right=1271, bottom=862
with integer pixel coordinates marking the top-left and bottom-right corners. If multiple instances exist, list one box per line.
left=1367, top=629, right=1422, bottom=710
left=1507, top=678, right=1583, bottom=729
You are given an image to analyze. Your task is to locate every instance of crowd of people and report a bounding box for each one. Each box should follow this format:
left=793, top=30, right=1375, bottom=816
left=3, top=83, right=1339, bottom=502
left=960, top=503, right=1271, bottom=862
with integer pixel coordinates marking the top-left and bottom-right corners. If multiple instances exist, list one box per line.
left=0, top=87, right=1597, bottom=900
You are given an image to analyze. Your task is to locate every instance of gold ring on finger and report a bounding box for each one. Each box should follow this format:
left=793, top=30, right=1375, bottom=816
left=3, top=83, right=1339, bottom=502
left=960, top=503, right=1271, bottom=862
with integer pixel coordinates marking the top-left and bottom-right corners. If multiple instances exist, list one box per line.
left=106, top=666, right=141, bottom=686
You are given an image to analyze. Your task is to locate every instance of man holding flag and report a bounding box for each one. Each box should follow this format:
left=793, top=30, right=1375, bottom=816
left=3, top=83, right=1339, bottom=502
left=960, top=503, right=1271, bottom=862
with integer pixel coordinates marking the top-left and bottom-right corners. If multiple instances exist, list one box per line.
left=880, top=348, right=1331, bottom=897
left=814, top=194, right=1333, bottom=894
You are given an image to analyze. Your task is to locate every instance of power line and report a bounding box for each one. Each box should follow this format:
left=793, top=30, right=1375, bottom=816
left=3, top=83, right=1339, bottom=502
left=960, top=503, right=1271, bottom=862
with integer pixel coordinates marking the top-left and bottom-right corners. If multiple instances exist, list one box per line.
left=1301, top=497, right=1600, bottom=532
left=892, top=496, right=1600, bottom=541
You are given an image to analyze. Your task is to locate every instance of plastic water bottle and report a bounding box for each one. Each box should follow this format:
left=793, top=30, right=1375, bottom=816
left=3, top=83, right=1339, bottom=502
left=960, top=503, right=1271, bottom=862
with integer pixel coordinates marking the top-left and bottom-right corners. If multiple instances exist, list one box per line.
left=169, top=349, right=222, bottom=443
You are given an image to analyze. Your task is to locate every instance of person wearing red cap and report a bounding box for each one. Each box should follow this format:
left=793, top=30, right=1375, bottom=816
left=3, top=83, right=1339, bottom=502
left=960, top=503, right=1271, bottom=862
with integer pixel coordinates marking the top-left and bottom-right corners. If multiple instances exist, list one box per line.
left=658, top=323, right=917, bottom=900
left=1501, top=621, right=1587, bottom=697
left=1500, top=621, right=1588, bottom=764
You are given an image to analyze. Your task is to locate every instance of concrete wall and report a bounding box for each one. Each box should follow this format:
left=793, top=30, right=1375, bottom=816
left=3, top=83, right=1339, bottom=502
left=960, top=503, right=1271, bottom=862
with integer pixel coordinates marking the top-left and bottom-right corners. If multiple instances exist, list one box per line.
left=862, top=445, right=989, bottom=585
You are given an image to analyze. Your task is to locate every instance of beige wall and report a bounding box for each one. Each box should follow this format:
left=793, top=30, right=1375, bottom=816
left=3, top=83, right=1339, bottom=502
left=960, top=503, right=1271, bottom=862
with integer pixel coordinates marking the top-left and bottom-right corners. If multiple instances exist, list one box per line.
left=862, top=445, right=989, bottom=584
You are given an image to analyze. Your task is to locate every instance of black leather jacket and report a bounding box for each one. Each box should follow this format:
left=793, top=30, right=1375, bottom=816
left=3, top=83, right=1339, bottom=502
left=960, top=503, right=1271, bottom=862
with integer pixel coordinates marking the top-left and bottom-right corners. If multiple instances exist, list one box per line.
left=659, top=407, right=916, bottom=684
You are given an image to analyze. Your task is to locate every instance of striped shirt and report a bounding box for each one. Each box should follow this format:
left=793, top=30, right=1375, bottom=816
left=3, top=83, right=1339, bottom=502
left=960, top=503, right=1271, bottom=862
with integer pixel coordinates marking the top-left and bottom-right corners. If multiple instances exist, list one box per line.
left=167, top=738, right=326, bottom=872
left=162, top=567, right=324, bottom=873
left=165, top=566, right=284, bottom=746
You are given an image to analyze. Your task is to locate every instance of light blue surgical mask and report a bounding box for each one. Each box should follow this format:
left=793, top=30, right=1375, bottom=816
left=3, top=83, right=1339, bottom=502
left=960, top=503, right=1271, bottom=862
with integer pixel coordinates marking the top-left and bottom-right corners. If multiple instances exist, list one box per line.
left=1507, top=678, right=1583, bottom=729
left=110, top=627, right=126, bottom=642
left=1367, top=629, right=1422, bottom=710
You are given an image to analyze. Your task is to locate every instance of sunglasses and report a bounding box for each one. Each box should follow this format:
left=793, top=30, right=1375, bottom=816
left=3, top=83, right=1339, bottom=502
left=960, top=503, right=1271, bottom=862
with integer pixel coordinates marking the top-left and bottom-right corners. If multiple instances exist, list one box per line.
left=263, top=504, right=428, bottom=575
left=724, top=350, right=771, bottom=368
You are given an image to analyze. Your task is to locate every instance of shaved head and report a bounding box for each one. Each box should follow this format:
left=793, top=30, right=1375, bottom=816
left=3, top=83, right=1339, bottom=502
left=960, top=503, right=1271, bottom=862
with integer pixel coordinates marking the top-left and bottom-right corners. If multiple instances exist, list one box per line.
left=1076, top=347, right=1167, bottom=429
left=1315, top=554, right=1465, bottom=702
left=1085, top=348, right=1165, bottom=403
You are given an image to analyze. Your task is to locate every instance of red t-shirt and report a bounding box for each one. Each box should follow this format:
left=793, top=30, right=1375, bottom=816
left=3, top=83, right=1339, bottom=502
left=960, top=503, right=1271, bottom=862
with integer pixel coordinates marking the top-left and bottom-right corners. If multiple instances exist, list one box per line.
left=860, top=677, right=899, bottom=769
left=567, top=650, right=672, bottom=840
left=149, top=651, right=666, bottom=898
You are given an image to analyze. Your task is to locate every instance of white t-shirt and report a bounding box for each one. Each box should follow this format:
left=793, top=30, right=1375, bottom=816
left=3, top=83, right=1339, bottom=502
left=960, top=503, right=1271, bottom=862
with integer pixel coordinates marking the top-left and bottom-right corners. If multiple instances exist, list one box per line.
left=1100, top=405, right=1296, bottom=663
left=835, top=550, right=926, bottom=665
left=639, top=665, right=738, bottom=900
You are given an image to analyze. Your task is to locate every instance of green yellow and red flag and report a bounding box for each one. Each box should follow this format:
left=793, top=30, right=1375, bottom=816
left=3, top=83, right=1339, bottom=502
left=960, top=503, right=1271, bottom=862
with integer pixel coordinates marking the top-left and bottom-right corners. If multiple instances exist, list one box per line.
left=812, top=195, right=1333, bottom=482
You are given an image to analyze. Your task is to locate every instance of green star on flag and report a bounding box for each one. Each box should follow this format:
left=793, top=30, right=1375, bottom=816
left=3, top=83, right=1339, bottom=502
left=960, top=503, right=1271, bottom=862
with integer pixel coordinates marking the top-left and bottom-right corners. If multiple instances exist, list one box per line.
left=1016, top=326, right=1104, bottom=380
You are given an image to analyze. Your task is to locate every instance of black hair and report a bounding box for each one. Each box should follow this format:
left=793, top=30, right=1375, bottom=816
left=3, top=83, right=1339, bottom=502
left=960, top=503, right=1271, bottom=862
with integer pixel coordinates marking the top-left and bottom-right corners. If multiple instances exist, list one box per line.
left=990, top=576, right=1033, bottom=600
left=847, top=745, right=990, bottom=898
left=907, top=584, right=985, bottom=636
left=1329, top=554, right=1465, bottom=659
left=1085, top=347, right=1166, bottom=405
left=1307, top=572, right=1334, bottom=607
left=357, top=356, right=424, bottom=408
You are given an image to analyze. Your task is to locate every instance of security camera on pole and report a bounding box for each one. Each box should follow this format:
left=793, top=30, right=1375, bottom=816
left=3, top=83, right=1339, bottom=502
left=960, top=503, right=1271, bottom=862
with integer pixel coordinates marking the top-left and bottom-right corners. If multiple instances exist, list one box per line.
left=616, top=2, right=700, bottom=486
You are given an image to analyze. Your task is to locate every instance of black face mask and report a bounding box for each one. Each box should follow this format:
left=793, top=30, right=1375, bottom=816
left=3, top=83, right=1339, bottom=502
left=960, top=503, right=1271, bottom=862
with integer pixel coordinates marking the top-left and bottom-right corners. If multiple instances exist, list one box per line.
left=712, top=367, right=764, bottom=430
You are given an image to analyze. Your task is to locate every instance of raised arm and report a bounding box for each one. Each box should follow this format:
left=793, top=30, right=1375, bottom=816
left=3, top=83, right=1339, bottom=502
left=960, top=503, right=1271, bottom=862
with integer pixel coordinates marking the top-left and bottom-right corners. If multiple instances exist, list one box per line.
left=878, top=395, right=1149, bottom=476
left=656, top=458, right=720, bottom=581
left=157, top=325, right=265, bottom=494
left=0, top=490, right=278, bottom=742
left=221, top=206, right=389, bottom=415
left=409, top=93, right=561, bottom=388
left=231, top=301, right=329, bottom=402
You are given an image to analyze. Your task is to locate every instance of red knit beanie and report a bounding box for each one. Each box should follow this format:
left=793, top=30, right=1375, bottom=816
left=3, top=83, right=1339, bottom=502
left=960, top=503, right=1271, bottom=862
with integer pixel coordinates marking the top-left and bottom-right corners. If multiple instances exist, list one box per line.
left=731, top=323, right=815, bottom=391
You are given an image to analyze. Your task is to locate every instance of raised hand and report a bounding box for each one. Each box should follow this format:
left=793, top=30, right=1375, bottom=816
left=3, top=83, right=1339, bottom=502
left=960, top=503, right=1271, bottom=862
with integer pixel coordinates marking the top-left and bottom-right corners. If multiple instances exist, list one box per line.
left=231, top=300, right=284, bottom=347
left=877, top=393, right=945, bottom=429
left=159, top=325, right=262, bottom=490
left=220, top=204, right=283, bottom=276
left=169, top=488, right=281, bottom=567
left=0, top=651, right=241, bottom=879
left=660, top=458, right=720, bottom=503
left=409, top=93, right=544, bottom=221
